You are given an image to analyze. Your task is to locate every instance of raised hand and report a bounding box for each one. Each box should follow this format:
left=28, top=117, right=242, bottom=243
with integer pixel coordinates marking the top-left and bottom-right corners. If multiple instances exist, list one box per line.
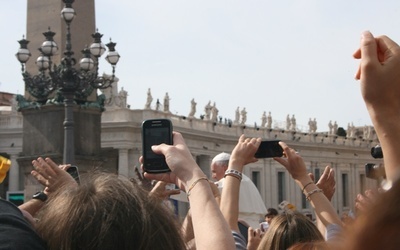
left=31, top=157, right=78, bottom=195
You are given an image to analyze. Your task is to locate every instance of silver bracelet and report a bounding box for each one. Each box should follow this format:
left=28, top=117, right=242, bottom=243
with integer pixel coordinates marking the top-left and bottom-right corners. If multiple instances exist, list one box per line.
left=305, top=188, right=323, bottom=201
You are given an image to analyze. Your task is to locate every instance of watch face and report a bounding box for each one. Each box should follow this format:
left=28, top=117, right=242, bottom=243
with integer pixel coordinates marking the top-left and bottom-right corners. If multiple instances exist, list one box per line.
left=32, top=191, right=47, bottom=202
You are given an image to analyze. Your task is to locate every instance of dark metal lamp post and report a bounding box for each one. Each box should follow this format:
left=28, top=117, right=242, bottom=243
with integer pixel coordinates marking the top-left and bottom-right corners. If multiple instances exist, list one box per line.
left=15, top=0, right=120, bottom=165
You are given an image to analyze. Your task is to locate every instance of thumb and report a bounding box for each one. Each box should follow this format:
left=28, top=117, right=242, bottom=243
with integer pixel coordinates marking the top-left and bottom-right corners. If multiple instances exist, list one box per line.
left=308, top=173, right=315, bottom=182
left=360, top=31, right=379, bottom=64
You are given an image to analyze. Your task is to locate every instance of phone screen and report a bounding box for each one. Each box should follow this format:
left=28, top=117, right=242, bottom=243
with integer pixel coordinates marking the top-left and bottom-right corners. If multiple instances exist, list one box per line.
left=142, top=119, right=173, bottom=173
left=254, top=140, right=283, bottom=158
left=67, top=165, right=80, bottom=184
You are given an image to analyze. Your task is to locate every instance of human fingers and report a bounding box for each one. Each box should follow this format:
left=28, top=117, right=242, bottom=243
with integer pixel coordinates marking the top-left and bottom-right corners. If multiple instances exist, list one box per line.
left=319, top=166, right=336, bottom=200
left=231, top=136, right=260, bottom=166
left=172, top=131, right=186, bottom=146
left=144, top=172, right=185, bottom=191
left=254, top=228, right=262, bottom=237
left=308, top=173, right=315, bottom=182
left=353, top=48, right=361, bottom=59
left=355, top=193, right=370, bottom=213
left=359, top=31, right=379, bottom=65
left=328, top=168, right=336, bottom=183
left=243, top=137, right=261, bottom=163
left=238, top=134, right=246, bottom=142
left=248, top=227, right=263, bottom=242
left=248, top=227, right=255, bottom=238
left=278, top=141, right=290, bottom=156
left=375, top=35, right=400, bottom=61
left=32, top=158, right=52, bottom=177
left=150, top=181, right=179, bottom=199
left=44, top=157, right=68, bottom=176
left=145, top=172, right=174, bottom=183
left=318, top=166, right=332, bottom=186
left=321, top=166, right=330, bottom=180
left=59, top=165, right=69, bottom=171
left=354, top=32, right=378, bottom=85
left=165, top=189, right=181, bottom=196
left=277, top=141, right=301, bottom=162
left=354, top=64, right=361, bottom=80
left=364, top=189, right=379, bottom=203
left=150, top=132, right=185, bottom=156
left=30, top=170, right=50, bottom=187
left=273, top=142, right=289, bottom=166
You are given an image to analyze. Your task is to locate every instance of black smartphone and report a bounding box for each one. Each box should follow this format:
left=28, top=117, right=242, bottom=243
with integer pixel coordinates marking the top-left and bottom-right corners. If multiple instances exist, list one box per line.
left=254, top=140, right=283, bottom=158
left=67, top=165, right=80, bottom=184
left=142, top=119, right=173, bottom=173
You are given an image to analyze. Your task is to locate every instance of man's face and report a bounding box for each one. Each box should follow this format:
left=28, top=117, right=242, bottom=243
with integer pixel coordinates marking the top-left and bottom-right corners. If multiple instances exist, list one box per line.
left=210, top=162, right=226, bottom=181
left=265, top=215, right=275, bottom=224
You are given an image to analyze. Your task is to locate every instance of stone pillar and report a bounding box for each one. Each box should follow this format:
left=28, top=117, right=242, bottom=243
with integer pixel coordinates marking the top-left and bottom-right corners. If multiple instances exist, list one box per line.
left=8, top=154, right=20, bottom=191
left=196, top=155, right=211, bottom=178
left=118, top=148, right=129, bottom=177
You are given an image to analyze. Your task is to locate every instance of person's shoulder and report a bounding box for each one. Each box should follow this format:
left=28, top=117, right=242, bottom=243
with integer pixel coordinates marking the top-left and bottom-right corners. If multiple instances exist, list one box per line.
left=0, top=199, right=46, bottom=250
left=0, top=198, right=21, bottom=214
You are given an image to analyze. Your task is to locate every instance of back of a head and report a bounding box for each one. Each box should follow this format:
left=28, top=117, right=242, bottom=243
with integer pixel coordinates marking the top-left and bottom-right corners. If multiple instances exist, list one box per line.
left=266, top=208, right=279, bottom=217
left=36, top=173, right=185, bottom=250
left=258, top=210, right=324, bottom=250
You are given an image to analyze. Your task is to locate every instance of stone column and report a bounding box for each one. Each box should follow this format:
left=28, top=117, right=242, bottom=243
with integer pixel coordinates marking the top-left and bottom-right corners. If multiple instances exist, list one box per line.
left=8, top=153, right=20, bottom=191
left=118, top=148, right=129, bottom=177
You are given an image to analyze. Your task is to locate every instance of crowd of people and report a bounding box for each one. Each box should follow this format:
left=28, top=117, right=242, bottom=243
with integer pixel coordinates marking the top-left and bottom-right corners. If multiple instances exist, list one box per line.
left=1, top=30, right=400, bottom=249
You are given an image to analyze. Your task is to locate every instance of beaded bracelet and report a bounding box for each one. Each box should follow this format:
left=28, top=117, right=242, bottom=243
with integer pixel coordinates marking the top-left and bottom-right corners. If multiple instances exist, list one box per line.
left=302, top=181, right=314, bottom=193
left=187, top=177, right=208, bottom=197
left=225, top=173, right=242, bottom=181
left=224, top=169, right=243, bottom=181
left=305, top=188, right=323, bottom=201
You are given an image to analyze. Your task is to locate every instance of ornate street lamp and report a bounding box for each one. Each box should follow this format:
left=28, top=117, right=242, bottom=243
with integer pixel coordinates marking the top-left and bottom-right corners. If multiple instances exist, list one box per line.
left=16, top=0, right=120, bottom=164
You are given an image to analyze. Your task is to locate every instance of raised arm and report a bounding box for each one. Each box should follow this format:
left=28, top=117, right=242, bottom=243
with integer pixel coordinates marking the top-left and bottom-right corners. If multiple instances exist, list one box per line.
left=353, top=31, right=400, bottom=183
left=274, top=142, right=342, bottom=227
left=144, top=132, right=234, bottom=250
left=220, top=134, right=260, bottom=231
left=311, top=166, right=337, bottom=238
left=19, top=157, right=78, bottom=217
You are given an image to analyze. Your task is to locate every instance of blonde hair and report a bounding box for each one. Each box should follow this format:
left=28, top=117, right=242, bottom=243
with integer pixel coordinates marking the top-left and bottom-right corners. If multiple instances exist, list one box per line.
left=258, top=210, right=324, bottom=250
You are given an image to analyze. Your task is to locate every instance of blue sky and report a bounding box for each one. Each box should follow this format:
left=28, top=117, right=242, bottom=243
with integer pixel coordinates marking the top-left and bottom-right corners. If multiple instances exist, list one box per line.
left=2, top=0, right=400, bottom=132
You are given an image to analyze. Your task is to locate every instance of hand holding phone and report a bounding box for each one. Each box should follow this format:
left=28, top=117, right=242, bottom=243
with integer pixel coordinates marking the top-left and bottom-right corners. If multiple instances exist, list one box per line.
left=67, top=165, right=80, bottom=184
left=142, top=119, right=173, bottom=173
left=254, top=140, right=283, bottom=158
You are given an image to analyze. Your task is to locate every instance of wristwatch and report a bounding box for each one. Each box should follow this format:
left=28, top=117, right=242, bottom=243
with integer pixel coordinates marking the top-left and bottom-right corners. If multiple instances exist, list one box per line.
left=32, top=191, right=48, bottom=202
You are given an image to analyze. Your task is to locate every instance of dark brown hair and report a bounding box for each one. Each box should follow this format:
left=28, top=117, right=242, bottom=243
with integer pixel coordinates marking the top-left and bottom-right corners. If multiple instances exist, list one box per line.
left=36, top=173, right=186, bottom=250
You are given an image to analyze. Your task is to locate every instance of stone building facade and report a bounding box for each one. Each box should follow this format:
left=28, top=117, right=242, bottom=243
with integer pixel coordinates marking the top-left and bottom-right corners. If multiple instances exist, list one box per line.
left=0, top=90, right=381, bottom=220
left=3, top=0, right=382, bottom=221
